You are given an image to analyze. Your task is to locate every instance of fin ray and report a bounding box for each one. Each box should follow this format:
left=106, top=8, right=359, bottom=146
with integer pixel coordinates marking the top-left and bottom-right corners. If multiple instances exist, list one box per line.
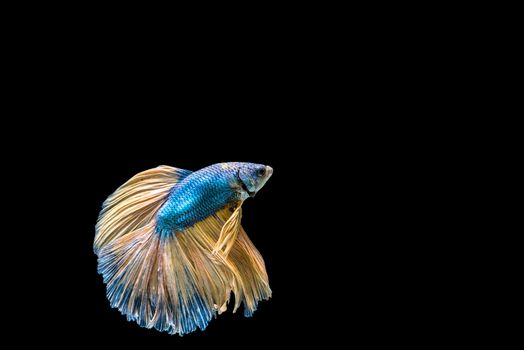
left=94, top=165, right=190, bottom=253
left=181, top=207, right=272, bottom=316
left=212, top=205, right=242, bottom=257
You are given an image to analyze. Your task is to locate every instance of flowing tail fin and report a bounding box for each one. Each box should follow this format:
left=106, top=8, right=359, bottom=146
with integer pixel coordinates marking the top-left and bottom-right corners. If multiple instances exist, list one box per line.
left=94, top=166, right=271, bottom=335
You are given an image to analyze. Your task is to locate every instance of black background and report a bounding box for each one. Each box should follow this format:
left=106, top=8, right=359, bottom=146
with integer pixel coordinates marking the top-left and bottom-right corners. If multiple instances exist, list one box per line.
left=17, top=20, right=421, bottom=345
left=5, top=6, right=479, bottom=345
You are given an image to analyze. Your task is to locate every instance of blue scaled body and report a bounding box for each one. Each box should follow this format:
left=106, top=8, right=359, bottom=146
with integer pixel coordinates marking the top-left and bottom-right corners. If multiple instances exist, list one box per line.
left=156, top=163, right=240, bottom=235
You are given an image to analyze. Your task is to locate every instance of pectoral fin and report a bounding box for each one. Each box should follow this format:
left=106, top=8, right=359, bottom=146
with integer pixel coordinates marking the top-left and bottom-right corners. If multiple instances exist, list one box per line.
left=212, top=204, right=242, bottom=257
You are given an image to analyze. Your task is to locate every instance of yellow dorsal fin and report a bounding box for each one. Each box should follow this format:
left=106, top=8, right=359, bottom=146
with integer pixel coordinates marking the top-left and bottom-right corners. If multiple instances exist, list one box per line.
left=94, top=165, right=190, bottom=253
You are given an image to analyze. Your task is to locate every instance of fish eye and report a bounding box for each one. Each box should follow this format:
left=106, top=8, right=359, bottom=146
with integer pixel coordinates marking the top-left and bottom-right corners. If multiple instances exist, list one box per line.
left=256, top=168, right=266, bottom=177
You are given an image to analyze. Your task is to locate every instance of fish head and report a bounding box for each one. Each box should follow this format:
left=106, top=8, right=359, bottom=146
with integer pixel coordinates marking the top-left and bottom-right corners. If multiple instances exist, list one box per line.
left=233, top=162, right=273, bottom=199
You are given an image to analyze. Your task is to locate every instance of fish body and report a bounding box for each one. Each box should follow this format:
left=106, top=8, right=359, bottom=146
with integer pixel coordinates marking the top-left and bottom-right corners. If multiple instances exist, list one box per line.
left=157, top=162, right=271, bottom=233
left=94, top=162, right=273, bottom=335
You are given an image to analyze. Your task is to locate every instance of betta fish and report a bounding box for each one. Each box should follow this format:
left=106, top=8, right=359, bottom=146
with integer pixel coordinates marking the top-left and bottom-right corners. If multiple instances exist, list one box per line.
left=94, top=162, right=273, bottom=335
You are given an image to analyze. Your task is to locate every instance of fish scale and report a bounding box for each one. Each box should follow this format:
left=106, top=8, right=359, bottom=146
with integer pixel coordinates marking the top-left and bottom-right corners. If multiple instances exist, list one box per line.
left=156, top=163, right=241, bottom=235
